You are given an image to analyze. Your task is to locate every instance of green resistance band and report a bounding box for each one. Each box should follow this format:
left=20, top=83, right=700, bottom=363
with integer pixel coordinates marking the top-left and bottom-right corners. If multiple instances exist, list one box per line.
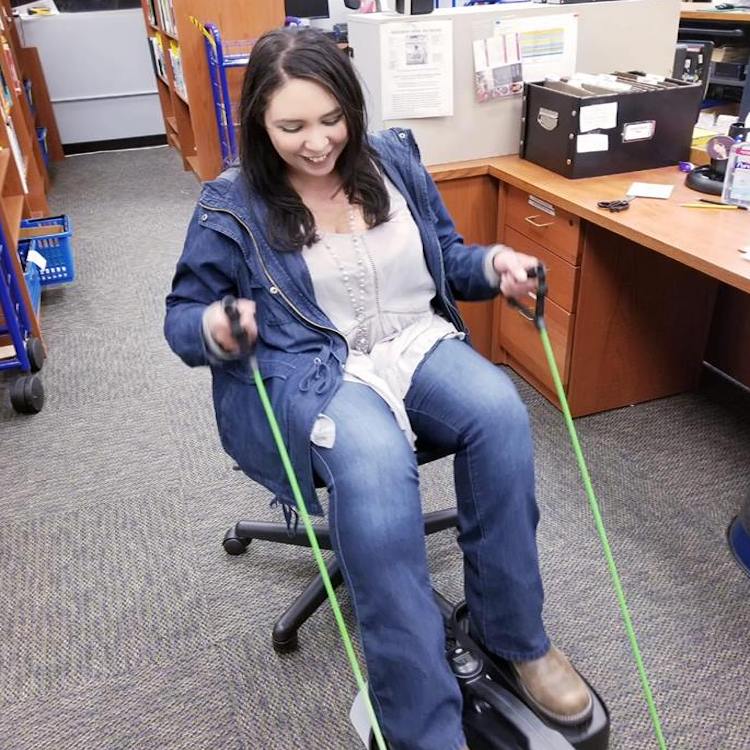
left=251, top=355, right=388, bottom=750
left=514, top=268, right=667, bottom=750
left=221, top=296, right=387, bottom=749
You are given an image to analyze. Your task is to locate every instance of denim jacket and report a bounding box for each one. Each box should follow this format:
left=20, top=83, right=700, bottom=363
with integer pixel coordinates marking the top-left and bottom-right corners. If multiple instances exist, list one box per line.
left=164, top=128, right=501, bottom=518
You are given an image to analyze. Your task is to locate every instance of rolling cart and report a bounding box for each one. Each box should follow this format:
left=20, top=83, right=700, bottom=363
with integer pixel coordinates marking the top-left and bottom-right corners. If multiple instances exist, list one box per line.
left=194, top=19, right=255, bottom=170
left=0, top=229, right=45, bottom=414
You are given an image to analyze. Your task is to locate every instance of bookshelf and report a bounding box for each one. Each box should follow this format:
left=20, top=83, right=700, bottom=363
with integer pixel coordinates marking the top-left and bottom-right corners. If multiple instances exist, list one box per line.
left=141, top=0, right=286, bottom=181
left=0, top=0, right=63, bottom=344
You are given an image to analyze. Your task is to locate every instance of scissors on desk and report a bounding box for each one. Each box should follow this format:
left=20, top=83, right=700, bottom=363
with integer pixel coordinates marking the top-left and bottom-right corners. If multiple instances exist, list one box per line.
left=597, top=195, right=636, bottom=213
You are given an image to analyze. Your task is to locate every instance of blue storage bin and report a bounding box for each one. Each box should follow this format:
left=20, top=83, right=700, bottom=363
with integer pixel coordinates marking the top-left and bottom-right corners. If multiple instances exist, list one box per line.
left=36, top=127, right=48, bottom=168
left=18, top=215, right=74, bottom=287
left=22, top=245, right=42, bottom=315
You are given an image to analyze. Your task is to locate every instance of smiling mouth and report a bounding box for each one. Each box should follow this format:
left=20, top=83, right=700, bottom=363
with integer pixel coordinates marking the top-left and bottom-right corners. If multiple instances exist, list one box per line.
left=302, top=152, right=331, bottom=164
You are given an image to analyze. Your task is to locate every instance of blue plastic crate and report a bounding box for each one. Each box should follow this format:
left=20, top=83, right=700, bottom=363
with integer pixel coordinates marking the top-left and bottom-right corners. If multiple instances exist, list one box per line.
left=36, top=127, right=48, bottom=168
left=19, top=215, right=74, bottom=287
left=23, top=250, right=41, bottom=315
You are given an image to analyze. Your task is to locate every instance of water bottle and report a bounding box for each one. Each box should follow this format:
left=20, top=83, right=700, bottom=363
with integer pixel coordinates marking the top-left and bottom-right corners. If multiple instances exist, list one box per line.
left=721, top=140, right=750, bottom=208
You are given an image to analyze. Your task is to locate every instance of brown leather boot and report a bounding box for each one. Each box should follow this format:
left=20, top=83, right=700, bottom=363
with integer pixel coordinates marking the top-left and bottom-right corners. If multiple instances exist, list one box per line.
left=512, top=646, right=593, bottom=725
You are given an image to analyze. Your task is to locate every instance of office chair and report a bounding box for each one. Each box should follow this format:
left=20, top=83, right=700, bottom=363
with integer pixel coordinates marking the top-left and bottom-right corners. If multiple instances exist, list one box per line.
left=222, top=442, right=458, bottom=652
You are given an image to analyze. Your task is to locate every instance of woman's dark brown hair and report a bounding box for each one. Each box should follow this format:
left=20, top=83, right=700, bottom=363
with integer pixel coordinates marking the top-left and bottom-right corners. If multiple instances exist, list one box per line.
left=239, top=27, right=390, bottom=251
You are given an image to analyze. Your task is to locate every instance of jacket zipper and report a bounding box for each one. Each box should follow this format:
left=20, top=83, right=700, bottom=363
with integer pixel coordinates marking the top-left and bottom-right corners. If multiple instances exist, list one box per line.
left=199, top=202, right=350, bottom=359
left=432, top=233, right=467, bottom=334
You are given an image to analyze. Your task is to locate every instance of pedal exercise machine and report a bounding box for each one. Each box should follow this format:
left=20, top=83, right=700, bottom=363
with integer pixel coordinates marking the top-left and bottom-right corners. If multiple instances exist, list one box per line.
left=359, top=592, right=610, bottom=750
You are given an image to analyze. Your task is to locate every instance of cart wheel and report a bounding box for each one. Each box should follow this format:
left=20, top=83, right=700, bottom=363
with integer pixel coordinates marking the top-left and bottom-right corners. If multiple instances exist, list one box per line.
left=10, top=375, right=44, bottom=414
left=27, top=337, right=46, bottom=373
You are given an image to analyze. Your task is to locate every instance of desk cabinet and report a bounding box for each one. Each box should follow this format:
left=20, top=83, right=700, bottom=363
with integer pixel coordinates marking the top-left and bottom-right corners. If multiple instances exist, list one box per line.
left=495, top=185, right=719, bottom=416
left=431, top=159, right=736, bottom=417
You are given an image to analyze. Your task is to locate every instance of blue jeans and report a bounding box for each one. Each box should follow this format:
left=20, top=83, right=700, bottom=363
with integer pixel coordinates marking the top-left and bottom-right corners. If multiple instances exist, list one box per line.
left=311, top=339, right=549, bottom=750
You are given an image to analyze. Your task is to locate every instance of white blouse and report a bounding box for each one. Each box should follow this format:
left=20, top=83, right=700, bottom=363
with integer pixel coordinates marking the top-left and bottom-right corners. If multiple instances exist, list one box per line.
left=302, top=177, right=465, bottom=449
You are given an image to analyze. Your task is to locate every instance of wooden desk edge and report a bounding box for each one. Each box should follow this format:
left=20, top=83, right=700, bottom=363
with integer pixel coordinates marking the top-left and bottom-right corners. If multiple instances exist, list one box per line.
left=428, top=160, right=490, bottom=183
left=680, top=5, right=750, bottom=23
left=428, top=158, right=750, bottom=295
left=485, top=164, right=750, bottom=294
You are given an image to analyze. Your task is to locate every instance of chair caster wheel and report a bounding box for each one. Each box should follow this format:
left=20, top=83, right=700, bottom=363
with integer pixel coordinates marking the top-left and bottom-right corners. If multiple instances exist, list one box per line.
left=223, top=524, right=253, bottom=555
left=272, top=632, right=299, bottom=654
left=223, top=524, right=250, bottom=555
left=223, top=535, right=250, bottom=555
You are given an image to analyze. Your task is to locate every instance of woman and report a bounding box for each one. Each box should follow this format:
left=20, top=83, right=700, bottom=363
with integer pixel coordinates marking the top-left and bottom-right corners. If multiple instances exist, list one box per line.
left=165, top=28, right=591, bottom=750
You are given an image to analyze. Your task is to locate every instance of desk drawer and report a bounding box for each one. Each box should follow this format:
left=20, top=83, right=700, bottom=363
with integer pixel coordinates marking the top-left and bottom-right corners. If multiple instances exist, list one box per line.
left=503, top=227, right=578, bottom=313
left=500, top=297, right=573, bottom=390
left=505, top=186, right=581, bottom=264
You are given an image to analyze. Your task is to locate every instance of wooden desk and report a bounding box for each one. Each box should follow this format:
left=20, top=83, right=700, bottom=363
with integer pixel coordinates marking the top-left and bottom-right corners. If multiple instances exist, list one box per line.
left=488, top=158, right=750, bottom=293
left=680, top=2, right=750, bottom=24
left=430, top=158, right=750, bottom=415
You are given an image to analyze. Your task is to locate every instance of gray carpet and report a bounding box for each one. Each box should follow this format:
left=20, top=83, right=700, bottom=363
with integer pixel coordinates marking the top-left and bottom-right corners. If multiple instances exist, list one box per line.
left=0, top=145, right=748, bottom=750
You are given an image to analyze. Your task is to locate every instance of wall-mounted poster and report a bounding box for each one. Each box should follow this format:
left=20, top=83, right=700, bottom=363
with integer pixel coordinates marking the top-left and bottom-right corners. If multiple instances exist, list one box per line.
left=380, top=20, right=453, bottom=120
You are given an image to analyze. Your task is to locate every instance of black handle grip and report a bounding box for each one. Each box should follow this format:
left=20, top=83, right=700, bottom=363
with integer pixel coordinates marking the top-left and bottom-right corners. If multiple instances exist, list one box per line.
left=507, top=263, right=547, bottom=330
left=221, top=295, right=253, bottom=355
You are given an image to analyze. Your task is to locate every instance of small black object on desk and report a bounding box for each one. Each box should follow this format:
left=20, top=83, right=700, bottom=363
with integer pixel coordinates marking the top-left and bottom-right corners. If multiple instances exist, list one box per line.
left=597, top=197, right=634, bottom=212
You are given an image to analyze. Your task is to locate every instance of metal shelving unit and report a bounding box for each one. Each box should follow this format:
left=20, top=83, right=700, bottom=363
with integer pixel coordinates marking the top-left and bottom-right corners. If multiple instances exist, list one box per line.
left=679, top=17, right=750, bottom=118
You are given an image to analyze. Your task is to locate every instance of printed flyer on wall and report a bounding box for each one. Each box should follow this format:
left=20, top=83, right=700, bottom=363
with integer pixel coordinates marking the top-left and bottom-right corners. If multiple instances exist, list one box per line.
left=380, top=20, right=454, bottom=120
left=473, top=32, right=523, bottom=103
left=493, top=13, right=578, bottom=82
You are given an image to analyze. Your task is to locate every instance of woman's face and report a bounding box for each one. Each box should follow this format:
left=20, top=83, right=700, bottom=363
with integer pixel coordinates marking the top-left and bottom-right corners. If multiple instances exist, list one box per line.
left=263, top=77, right=348, bottom=183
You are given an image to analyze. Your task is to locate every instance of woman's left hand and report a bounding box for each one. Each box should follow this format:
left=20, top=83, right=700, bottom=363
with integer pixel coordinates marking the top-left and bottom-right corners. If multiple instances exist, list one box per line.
left=492, top=248, right=539, bottom=300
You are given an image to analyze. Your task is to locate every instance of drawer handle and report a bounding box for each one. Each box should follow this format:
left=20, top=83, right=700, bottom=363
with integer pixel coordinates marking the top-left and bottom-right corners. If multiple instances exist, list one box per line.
left=513, top=292, right=537, bottom=322
left=524, top=215, right=555, bottom=229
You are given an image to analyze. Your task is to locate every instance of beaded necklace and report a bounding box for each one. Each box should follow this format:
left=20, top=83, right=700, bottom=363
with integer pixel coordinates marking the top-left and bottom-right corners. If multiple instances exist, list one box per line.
left=318, top=206, right=370, bottom=353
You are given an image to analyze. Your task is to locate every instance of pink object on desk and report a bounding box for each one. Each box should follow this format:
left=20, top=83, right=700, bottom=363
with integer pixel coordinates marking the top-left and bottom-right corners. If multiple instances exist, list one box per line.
left=359, top=0, right=377, bottom=11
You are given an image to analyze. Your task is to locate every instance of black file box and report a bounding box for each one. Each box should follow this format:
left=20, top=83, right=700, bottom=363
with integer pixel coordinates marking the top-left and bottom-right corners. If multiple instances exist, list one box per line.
left=519, top=78, right=703, bottom=178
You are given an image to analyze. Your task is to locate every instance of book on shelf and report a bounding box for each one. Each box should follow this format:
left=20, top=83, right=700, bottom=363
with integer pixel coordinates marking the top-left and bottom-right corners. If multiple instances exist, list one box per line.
left=1, top=36, right=21, bottom=94
left=146, top=0, right=157, bottom=26
left=157, top=0, right=177, bottom=38
left=6, top=116, right=28, bottom=194
left=169, top=42, right=187, bottom=102
left=148, top=33, right=168, bottom=83
left=0, top=65, right=11, bottom=119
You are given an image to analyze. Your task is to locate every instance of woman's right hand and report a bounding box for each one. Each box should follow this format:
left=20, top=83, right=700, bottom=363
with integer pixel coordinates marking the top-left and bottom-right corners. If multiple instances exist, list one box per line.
left=204, top=298, right=258, bottom=354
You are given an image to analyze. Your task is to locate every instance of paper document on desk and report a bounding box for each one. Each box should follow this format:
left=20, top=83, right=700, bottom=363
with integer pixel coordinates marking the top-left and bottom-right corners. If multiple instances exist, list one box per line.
left=627, top=183, right=674, bottom=199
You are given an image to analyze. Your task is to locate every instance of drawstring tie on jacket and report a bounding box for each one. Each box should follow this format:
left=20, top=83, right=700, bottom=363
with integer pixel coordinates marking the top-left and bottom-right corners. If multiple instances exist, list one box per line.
left=270, top=496, right=300, bottom=535
left=299, top=356, right=334, bottom=395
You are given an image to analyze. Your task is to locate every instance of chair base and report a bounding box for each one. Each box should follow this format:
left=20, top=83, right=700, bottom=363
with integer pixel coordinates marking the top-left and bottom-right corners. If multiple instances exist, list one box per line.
left=224, top=508, right=459, bottom=650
